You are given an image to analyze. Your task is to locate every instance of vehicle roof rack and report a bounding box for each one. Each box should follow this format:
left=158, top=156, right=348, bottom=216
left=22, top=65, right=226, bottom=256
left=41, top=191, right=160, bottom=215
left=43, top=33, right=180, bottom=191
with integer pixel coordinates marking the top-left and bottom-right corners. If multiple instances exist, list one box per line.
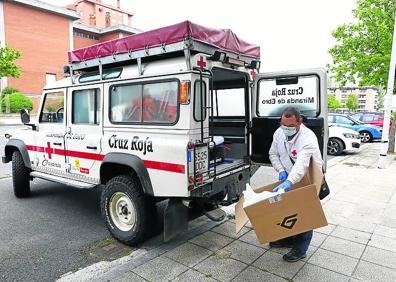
left=66, top=21, right=261, bottom=74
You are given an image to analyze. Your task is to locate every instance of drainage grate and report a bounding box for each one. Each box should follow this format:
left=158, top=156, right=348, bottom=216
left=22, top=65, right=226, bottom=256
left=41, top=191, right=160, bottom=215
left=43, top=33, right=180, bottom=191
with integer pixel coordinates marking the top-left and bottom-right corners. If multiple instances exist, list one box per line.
left=83, top=238, right=136, bottom=262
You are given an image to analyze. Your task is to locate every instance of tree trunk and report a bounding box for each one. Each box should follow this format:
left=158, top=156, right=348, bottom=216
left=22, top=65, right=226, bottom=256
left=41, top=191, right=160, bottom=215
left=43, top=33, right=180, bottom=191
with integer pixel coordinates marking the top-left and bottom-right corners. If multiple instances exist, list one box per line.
left=388, top=113, right=396, bottom=154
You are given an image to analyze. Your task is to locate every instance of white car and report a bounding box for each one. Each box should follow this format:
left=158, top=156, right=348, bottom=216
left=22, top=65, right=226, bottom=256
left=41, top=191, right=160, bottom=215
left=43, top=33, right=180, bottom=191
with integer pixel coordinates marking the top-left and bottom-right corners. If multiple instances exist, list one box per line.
left=328, top=126, right=361, bottom=156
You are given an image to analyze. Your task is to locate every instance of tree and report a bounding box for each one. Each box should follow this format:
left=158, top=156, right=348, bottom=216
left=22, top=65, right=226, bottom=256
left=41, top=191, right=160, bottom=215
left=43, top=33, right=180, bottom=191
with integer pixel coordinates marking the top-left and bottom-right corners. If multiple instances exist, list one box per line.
left=328, top=0, right=396, bottom=87
left=0, top=46, right=21, bottom=78
left=328, top=95, right=342, bottom=109
left=346, top=94, right=358, bottom=110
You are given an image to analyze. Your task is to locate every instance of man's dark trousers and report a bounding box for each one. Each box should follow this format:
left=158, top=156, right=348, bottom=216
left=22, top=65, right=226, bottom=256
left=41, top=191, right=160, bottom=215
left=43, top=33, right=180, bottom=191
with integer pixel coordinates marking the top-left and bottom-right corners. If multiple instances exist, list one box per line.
left=278, top=230, right=313, bottom=253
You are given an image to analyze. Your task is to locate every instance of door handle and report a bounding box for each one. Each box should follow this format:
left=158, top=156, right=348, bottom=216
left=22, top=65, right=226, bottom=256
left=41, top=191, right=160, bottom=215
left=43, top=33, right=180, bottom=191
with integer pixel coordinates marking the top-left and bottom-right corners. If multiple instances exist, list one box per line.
left=53, top=142, right=62, bottom=146
left=86, top=146, right=97, bottom=150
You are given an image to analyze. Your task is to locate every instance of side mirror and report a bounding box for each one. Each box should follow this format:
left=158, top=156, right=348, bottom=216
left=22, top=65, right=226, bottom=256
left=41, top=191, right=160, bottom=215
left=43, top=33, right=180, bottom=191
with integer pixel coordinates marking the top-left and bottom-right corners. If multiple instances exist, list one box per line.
left=20, top=109, right=30, bottom=124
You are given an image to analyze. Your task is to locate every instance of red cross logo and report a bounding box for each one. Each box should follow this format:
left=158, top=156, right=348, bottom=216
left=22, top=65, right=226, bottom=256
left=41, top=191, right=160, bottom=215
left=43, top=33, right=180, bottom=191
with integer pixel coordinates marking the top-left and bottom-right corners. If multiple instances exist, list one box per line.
left=291, top=149, right=297, bottom=157
left=197, top=56, right=206, bottom=69
left=250, top=69, right=257, bottom=78
left=45, top=142, right=53, bottom=159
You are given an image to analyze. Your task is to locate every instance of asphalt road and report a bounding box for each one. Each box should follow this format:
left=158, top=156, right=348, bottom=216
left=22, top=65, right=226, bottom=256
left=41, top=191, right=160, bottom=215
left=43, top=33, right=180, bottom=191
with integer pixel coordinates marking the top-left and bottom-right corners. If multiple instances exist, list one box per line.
left=0, top=177, right=109, bottom=282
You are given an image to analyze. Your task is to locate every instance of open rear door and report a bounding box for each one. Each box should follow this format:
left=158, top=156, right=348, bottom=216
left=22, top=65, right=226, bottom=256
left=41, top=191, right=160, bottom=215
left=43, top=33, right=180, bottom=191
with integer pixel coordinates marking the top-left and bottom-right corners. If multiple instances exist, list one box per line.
left=250, top=68, right=328, bottom=170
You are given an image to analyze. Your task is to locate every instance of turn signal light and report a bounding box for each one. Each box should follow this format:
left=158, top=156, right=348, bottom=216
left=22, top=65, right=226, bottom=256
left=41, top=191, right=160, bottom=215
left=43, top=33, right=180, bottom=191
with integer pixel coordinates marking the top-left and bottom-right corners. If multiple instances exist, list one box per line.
left=180, top=81, right=190, bottom=104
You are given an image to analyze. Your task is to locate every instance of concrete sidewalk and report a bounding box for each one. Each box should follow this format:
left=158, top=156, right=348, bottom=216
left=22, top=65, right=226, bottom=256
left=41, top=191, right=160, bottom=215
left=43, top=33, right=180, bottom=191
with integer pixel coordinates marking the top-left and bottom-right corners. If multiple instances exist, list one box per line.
left=59, top=143, right=396, bottom=282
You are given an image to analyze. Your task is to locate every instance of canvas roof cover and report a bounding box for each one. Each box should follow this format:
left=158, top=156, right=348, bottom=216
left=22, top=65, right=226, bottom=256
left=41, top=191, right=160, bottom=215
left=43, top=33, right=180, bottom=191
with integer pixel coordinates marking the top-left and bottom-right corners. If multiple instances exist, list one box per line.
left=68, top=21, right=261, bottom=63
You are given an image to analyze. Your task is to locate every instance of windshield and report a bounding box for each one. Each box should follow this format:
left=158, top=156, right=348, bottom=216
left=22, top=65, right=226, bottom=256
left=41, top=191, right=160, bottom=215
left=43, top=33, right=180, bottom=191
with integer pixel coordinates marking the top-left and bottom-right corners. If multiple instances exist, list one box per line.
left=349, top=116, right=362, bottom=124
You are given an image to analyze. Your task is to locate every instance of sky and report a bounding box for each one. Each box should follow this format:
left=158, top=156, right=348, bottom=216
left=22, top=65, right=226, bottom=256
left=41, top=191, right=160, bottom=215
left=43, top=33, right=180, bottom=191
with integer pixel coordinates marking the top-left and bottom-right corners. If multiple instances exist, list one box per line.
left=45, top=0, right=356, bottom=72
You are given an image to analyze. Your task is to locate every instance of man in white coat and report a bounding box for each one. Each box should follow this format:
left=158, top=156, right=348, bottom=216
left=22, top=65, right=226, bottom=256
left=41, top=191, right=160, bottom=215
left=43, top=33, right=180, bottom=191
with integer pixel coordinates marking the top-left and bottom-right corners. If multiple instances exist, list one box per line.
left=269, top=106, right=323, bottom=262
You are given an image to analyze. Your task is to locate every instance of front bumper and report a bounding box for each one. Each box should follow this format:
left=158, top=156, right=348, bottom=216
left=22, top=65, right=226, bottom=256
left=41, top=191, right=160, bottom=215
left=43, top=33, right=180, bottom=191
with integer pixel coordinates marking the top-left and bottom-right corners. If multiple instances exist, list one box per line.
left=344, top=138, right=361, bottom=152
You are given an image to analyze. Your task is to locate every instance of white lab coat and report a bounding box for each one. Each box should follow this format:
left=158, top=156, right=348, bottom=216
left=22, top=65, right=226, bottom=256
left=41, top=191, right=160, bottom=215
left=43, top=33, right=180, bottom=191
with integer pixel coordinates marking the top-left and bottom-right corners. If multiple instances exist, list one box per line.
left=269, top=124, right=323, bottom=184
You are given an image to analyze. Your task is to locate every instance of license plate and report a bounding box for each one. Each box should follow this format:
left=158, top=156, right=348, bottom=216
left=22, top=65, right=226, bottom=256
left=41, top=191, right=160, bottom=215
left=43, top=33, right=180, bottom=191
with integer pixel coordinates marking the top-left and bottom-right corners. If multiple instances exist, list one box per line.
left=195, top=146, right=208, bottom=174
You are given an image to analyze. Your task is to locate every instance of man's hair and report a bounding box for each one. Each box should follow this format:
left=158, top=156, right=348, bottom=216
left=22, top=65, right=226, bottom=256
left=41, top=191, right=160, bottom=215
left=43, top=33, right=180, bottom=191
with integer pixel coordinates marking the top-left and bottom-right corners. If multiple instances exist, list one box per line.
left=281, top=107, right=302, bottom=120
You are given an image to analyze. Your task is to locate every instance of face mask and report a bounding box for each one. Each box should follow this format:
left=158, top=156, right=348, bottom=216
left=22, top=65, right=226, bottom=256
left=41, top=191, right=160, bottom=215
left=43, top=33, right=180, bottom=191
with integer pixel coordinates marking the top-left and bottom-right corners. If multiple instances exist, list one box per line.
left=281, top=125, right=297, bottom=137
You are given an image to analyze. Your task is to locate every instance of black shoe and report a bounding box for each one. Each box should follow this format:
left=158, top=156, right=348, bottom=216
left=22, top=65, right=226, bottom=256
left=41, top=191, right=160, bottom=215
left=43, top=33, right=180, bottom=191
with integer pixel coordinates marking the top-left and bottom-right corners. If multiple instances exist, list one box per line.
left=283, top=249, right=307, bottom=262
left=269, top=240, right=293, bottom=248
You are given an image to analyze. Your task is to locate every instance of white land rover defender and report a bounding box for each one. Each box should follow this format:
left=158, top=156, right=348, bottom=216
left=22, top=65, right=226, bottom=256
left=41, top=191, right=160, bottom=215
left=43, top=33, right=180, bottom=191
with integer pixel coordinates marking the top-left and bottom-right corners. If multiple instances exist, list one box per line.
left=2, top=21, right=328, bottom=245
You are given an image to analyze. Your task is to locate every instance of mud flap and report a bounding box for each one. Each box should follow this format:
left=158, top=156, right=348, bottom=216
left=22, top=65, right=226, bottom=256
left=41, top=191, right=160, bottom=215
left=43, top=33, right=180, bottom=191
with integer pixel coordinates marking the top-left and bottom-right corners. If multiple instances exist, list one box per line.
left=164, top=198, right=188, bottom=242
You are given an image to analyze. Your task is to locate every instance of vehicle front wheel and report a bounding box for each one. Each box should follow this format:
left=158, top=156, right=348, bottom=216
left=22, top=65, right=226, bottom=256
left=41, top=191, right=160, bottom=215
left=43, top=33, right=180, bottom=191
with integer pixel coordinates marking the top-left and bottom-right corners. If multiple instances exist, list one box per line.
left=359, top=131, right=372, bottom=143
left=327, top=138, right=344, bottom=156
left=11, top=150, right=31, bottom=198
left=100, top=175, right=155, bottom=246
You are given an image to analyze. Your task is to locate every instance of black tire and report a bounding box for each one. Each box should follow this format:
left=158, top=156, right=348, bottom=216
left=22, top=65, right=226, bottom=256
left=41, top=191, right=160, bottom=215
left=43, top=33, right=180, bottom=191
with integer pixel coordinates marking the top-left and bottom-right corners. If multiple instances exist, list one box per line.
left=11, top=150, right=31, bottom=198
left=100, top=175, right=155, bottom=246
left=359, top=131, right=373, bottom=143
left=327, top=138, right=344, bottom=156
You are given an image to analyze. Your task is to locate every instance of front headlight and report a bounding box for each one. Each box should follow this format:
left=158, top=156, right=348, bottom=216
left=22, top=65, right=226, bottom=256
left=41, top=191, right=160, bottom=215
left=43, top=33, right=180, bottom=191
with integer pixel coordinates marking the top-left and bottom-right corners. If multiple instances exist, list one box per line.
left=343, top=133, right=359, bottom=139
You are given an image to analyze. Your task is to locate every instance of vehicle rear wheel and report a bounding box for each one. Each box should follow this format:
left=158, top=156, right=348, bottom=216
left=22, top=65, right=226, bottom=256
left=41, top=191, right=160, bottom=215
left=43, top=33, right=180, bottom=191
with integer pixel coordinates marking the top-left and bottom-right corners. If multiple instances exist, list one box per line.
left=100, top=174, right=155, bottom=246
left=359, top=131, right=372, bottom=143
left=327, top=138, right=344, bottom=156
left=11, top=150, right=31, bottom=198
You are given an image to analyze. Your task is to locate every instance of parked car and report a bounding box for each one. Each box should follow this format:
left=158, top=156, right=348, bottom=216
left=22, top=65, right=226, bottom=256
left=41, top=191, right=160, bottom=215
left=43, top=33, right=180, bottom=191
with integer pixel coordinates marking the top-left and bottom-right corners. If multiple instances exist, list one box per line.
left=328, top=126, right=361, bottom=156
left=350, top=112, right=387, bottom=128
left=328, top=114, right=382, bottom=143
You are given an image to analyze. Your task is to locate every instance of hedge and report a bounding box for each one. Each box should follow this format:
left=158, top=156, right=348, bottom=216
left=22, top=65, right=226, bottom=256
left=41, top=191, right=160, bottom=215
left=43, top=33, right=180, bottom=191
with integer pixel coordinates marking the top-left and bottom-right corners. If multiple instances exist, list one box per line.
left=0, top=92, right=33, bottom=113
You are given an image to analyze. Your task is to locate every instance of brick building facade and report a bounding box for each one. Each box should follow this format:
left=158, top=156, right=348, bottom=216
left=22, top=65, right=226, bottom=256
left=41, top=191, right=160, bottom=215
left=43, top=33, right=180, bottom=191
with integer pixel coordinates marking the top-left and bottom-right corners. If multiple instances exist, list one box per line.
left=0, top=0, right=139, bottom=112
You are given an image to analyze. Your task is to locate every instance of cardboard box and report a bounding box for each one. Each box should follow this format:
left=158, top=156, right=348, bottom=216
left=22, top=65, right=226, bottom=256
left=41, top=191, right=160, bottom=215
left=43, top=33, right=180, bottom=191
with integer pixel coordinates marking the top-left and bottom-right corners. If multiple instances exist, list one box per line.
left=235, top=159, right=328, bottom=244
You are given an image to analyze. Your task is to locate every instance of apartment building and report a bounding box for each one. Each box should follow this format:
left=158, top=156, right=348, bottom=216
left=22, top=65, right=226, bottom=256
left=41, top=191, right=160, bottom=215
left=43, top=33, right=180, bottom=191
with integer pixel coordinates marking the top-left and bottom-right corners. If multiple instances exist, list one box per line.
left=328, top=87, right=379, bottom=112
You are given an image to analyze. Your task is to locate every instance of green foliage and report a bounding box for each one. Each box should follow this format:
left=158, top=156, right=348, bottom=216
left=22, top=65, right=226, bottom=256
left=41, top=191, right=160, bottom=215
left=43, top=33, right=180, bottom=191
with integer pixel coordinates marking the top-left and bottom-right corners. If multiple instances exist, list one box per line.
left=346, top=93, right=358, bottom=110
left=46, top=105, right=56, bottom=112
left=328, top=95, right=342, bottom=109
left=60, top=96, right=64, bottom=106
left=328, top=0, right=396, bottom=88
left=0, top=46, right=21, bottom=78
left=0, top=92, right=33, bottom=113
left=1, top=86, right=18, bottom=97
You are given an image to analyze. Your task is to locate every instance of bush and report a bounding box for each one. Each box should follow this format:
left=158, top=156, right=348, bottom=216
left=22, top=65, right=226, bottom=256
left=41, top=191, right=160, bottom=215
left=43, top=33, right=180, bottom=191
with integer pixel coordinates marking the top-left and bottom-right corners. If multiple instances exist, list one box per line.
left=1, top=86, right=18, bottom=97
left=46, top=105, right=56, bottom=112
left=0, top=92, right=33, bottom=113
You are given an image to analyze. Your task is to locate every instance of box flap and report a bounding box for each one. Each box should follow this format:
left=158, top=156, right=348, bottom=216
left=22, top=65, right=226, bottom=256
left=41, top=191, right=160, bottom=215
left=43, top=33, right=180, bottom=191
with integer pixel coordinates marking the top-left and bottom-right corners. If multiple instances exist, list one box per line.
left=235, top=196, right=249, bottom=234
left=308, top=158, right=324, bottom=194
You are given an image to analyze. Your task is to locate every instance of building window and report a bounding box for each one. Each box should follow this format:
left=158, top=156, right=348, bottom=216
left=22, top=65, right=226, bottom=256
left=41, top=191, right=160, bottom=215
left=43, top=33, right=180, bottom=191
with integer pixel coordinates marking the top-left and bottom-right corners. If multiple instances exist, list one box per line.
left=361, top=88, right=367, bottom=93
left=342, top=89, right=347, bottom=93
left=74, top=31, right=99, bottom=40
left=359, top=94, right=366, bottom=98
left=105, top=12, right=111, bottom=27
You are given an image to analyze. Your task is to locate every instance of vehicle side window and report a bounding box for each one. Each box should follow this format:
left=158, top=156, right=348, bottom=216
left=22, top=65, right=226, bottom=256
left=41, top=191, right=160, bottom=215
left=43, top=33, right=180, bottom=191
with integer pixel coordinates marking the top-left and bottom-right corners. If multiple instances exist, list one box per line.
left=72, top=89, right=100, bottom=125
left=335, top=116, right=353, bottom=125
left=110, top=80, right=178, bottom=124
left=194, top=80, right=207, bottom=121
left=362, top=115, right=374, bottom=122
left=328, top=115, right=334, bottom=123
left=39, top=92, right=64, bottom=123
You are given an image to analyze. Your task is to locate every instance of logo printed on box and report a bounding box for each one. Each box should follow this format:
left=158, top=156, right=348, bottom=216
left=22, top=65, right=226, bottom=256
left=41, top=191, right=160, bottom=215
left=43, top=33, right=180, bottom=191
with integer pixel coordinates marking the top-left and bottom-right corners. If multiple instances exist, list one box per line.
left=277, top=213, right=298, bottom=229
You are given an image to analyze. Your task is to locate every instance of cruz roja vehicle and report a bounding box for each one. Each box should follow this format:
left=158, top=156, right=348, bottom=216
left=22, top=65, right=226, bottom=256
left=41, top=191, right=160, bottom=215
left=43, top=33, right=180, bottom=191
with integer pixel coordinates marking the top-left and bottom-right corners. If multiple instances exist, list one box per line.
left=2, top=21, right=328, bottom=245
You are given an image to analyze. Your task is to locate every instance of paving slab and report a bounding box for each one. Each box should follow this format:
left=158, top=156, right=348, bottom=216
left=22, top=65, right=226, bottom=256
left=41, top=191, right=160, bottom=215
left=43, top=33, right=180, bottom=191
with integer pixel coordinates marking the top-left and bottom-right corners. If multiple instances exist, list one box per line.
left=222, top=240, right=264, bottom=264
left=368, top=233, right=396, bottom=253
left=108, top=271, right=146, bottom=282
left=238, top=230, right=270, bottom=249
left=308, top=248, right=359, bottom=276
left=164, top=242, right=213, bottom=267
left=189, top=231, right=234, bottom=252
left=194, top=254, right=247, bottom=282
left=361, top=246, right=396, bottom=270
left=310, top=232, right=328, bottom=247
left=353, top=260, right=396, bottom=281
left=232, top=266, right=286, bottom=282
left=173, top=269, right=217, bottom=282
left=211, top=221, right=250, bottom=239
left=253, top=250, right=304, bottom=279
left=132, top=256, right=188, bottom=282
left=315, top=224, right=336, bottom=235
left=293, top=263, right=350, bottom=282
left=331, top=226, right=372, bottom=245
left=373, top=224, right=396, bottom=239
left=321, top=236, right=366, bottom=259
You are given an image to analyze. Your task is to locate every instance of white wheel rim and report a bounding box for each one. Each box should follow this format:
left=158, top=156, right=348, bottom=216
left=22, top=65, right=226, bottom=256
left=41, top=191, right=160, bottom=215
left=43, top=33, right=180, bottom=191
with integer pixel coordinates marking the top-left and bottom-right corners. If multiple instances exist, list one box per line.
left=328, top=140, right=339, bottom=155
left=109, top=192, right=136, bottom=232
left=360, top=132, right=370, bottom=142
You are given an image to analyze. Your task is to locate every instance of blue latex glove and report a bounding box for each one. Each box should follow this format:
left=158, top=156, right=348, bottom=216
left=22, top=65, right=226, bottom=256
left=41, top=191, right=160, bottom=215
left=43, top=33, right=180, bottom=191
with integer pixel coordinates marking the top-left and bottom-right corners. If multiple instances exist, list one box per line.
left=273, top=180, right=293, bottom=192
left=278, top=171, right=288, bottom=181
